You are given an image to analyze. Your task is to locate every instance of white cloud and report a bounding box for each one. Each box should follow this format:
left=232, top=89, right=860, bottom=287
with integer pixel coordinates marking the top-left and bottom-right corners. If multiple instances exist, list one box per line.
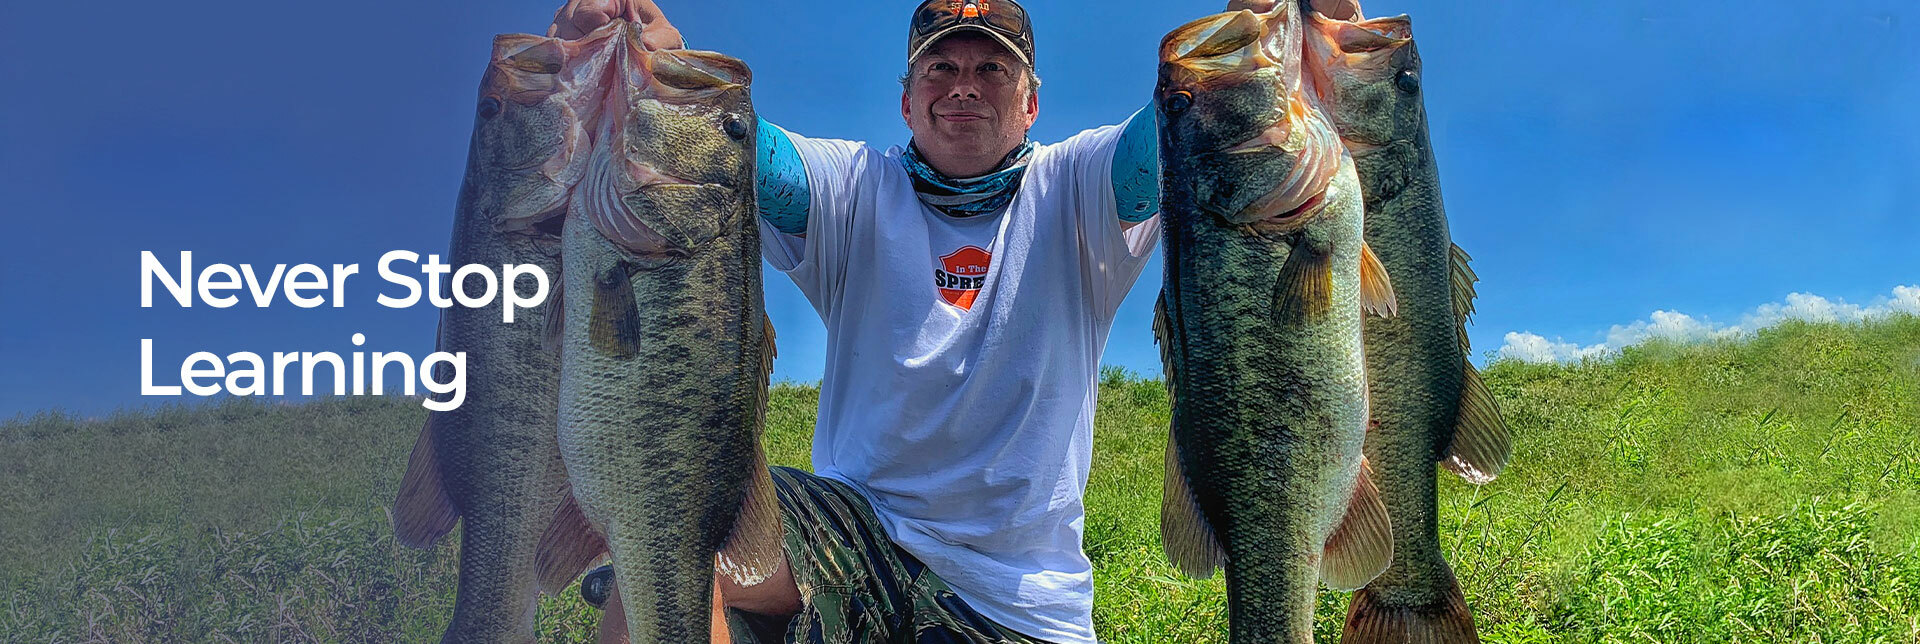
left=1889, top=285, right=1920, bottom=315
left=1497, top=284, right=1920, bottom=364
left=1498, top=332, right=1609, bottom=364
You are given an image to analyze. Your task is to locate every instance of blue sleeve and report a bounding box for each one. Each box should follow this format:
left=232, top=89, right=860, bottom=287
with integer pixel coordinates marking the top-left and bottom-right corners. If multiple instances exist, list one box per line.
left=756, top=117, right=811, bottom=235
left=1110, top=106, right=1160, bottom=223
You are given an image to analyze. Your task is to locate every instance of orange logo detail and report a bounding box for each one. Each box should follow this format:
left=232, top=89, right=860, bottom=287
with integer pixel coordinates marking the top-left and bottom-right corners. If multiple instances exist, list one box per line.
left=935, top=246, right=992, bottom=311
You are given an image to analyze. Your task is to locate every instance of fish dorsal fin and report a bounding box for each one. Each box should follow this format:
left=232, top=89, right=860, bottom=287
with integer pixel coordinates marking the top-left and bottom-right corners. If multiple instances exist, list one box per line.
left=1320, top=457, right=1393, bottom=590
left=1444, top=360, right=1513, bottom=484
left=1154, top=294, right=1224, bottom=578
left=757, top=315, right=777, bottom=415
left=1359, top=242, right=1398, bottom=318
left=1152, top=293, right=1177, bottom=404
left=763, top=316, right=778, bottom=360
left=1161, top=438, right=1226, bottom=578
left=716, top=449, right=785, bottom=587
left=392, top=413, right=459, bottom=549
left=718, top=315, right=784, bottom=588
left=535, top=489, right=610, bottom=593
left=1449, top=243, right=1479, bottom=352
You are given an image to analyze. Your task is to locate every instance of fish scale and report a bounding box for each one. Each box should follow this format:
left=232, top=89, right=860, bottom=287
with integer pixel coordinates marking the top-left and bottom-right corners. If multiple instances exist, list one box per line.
left=547, top=20, right=783, bottom=643
left=391, top=26, right=613, bottom=644
left=1154, top=5, right=1397, bottom=642
left=1301, top=7, right=1514, bottom=642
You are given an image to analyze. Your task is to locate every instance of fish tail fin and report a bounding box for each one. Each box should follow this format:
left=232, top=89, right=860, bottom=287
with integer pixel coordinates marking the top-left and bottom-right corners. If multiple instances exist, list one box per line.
left=1320, top=457, right=1393, bottom=590
left=1343, top=572, right=1480, bottom=643
left=1443, top=360, right=1512, bottom=484
left=717, top=450, right=786, bottom=588
left=392, top=414, right=458, bottom=549
left=535, top=490, right=608, bottom=593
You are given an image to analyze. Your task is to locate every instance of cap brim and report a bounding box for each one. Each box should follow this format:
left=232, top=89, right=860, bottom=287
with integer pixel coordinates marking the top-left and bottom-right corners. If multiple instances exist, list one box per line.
left=909, top=25, right=1031, bottom=68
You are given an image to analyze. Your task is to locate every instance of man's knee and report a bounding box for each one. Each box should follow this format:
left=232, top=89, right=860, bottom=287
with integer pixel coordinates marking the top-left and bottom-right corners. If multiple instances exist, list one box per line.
left=716, top=557, right=803, bottom=618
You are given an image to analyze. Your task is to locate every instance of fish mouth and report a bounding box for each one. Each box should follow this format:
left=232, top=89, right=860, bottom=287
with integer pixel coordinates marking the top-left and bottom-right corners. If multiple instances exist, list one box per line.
left=1160, top=5, right=1343, bottom=228
left=570, top=22, right=750, bottom=258
left=1198, top=102, right=1343, bottom=226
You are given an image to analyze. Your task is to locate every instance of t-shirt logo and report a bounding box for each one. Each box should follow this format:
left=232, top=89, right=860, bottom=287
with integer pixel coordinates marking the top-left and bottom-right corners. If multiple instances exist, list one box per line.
left=934, top=245, right=992, bottom=310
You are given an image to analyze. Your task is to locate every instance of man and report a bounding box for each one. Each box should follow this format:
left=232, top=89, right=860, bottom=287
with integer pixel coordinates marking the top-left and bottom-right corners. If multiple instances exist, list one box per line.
left=543, top=1, right=1250, bottom=641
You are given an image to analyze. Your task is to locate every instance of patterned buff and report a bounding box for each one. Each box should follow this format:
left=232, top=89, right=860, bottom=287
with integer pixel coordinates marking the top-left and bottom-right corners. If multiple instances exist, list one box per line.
left=900, top=140, right=1038, bottom=218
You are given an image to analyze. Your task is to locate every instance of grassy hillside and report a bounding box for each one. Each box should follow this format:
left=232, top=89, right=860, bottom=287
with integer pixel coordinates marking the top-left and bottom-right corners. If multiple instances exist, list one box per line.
left=4, top=317, right=1917, bottom=643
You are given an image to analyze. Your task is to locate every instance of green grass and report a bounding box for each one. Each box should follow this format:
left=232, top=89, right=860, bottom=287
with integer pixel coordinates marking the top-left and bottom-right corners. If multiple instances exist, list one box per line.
left=4, top=317, right=1918, bottom=642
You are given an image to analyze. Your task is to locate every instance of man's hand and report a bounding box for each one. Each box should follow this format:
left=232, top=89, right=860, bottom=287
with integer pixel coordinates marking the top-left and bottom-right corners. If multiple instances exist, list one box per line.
left=1225, top=0, right=1280, bottom=12
left=548, top=0, right=684, bottom=49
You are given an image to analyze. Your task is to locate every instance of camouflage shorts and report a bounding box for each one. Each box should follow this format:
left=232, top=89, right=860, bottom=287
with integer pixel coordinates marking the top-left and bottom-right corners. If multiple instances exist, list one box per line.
left=722, top=467, right=1049, bottom=644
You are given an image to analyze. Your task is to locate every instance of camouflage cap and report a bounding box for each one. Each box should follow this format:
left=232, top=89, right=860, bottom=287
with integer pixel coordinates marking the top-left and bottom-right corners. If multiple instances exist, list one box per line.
left=907, top=0, right=1035, bottom=69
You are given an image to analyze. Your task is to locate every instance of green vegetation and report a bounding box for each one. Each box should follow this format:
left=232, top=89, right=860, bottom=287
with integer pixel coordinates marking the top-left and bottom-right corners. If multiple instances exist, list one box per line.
left=4, top=317, right=1917, bottom=642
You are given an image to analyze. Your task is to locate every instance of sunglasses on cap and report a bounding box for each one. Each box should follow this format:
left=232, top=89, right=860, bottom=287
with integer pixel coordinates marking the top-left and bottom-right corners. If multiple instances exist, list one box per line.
left=908, top=0, right=1035, bottom=69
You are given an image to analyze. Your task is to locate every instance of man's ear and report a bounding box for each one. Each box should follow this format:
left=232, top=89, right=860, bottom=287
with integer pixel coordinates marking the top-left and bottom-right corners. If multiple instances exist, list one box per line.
left=1023, top=88, right=1040, bottom=125
left=901, top=88, right=912, bottom=126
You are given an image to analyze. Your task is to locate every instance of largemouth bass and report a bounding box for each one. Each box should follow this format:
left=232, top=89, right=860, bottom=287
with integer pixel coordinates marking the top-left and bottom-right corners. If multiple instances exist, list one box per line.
left=546, top=20, right=780, bottom=643
left=1153, top=5, right=1398, bottom=642
left=390, top=26, right=616, bottom=644
left=1302, top=6, right=1514, bottom=642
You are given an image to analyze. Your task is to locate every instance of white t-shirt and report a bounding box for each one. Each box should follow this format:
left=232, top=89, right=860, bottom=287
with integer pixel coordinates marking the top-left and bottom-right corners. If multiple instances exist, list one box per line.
left=759, top=118, right=1160, bottom=643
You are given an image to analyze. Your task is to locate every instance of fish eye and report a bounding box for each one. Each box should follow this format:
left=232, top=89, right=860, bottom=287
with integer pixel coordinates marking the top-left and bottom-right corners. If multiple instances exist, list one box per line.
left=477, top=96, right=502, bottom=120
left=1164, top=90, right=1193, bottom=114
left=723, top=114, right=749, bottom=140
left=1395, top=69, right=1420, bottom=94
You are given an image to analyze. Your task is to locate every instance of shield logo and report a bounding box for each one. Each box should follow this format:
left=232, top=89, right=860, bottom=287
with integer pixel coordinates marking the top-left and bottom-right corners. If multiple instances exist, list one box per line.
left=935, top=245, right=992, bottom=310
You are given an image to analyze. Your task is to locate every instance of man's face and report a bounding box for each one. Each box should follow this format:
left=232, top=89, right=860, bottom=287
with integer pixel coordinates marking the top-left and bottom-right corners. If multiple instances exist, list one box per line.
left=901, top=32, right=1038, bottom=174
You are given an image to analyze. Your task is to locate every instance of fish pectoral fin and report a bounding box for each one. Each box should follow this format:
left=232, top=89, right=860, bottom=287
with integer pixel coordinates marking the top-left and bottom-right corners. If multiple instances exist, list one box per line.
left=1320, top=457, right=1392, bottom=591
left=588, top=262, right=643, bottom=358
left=535, top=489, right=609, bottom=593
left=541, top=275, right=566, bottom=352
left=1450, top=243, right=1479, bottom=352
left=1160, top=438, right=1225, bottom=578
left=1443, top=361, right=1512, bottom=484
left=1274, top=241, right=1335, bottom=318
left=1359, top=242, right=1398, bottom=318
left=717, top=449, right=785, bottom=587
left=392, top=414, right=459, bottom=549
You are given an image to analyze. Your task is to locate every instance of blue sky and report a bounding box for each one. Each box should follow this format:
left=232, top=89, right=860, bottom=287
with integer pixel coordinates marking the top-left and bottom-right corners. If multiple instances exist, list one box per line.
left=1, top=0, right=1914, bottom=417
